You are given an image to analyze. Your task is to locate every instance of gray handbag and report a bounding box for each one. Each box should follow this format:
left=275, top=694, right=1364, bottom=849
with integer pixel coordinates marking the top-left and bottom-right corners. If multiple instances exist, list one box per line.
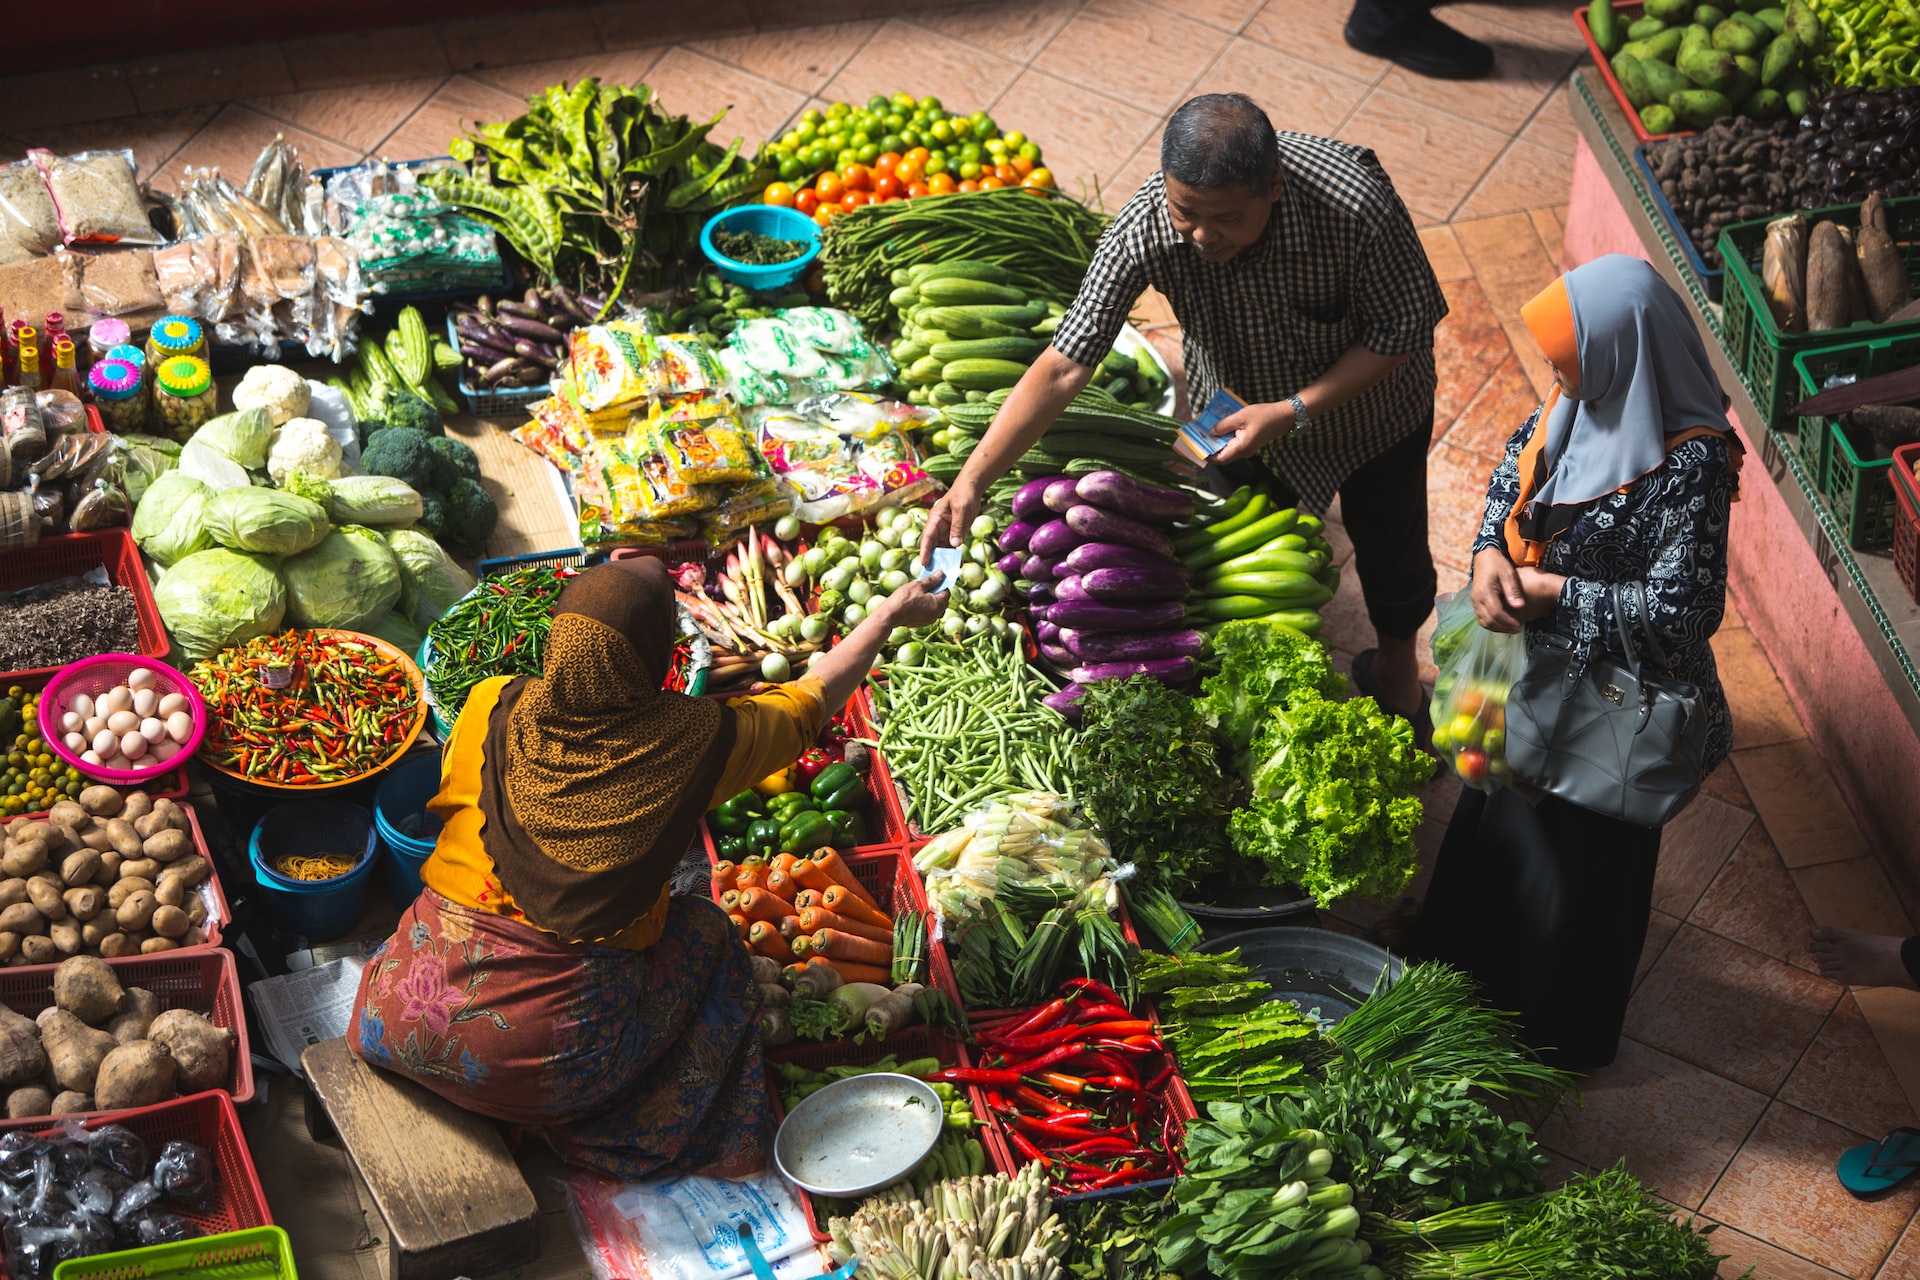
left=1504, top=582, right=1708, bottom=828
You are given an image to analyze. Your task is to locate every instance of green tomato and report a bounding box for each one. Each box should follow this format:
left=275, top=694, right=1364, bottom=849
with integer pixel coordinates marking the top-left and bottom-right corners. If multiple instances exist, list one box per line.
left=930, top=119, right=954, bottom=143
left=826, top=101, right=850, bottom=119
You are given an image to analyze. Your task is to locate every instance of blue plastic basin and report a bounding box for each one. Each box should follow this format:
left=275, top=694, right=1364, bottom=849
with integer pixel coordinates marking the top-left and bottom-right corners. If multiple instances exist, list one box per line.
left=248, top=800, right=378, bottom=943
left=374, top=752, right=445, bottom=910
left=699, top=206, right=821, bottom=290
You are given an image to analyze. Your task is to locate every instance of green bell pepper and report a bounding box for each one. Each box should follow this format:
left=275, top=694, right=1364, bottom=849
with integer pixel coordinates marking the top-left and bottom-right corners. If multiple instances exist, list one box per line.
left=746, top=819, right=783, bottom=858
left=767, top=791, right=817, bottom=819
left=824, top=808, right=865, bottom=848
left=809, top=762, right=860, bottom=804
left=711, top=790, right=764, bottom=835
left=779, top=810, right=836, bottom=855
left=816, top=778, right=863, bottom=812
left=717, top=834, right=753, bottom=861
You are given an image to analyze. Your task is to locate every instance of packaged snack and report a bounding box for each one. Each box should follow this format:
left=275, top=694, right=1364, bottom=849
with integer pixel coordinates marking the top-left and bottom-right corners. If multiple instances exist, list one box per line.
left=776, top=306, right=874, bottom=356
left=792, top=390, right=937, bottom=440
left=715, top=346, right=787, bottom=407
left=655, top=335, right=726, bottom=395
left=0, top=159, right=60, bottom=264
left=570, top=321, right=660, bottom=413
left=30, top=150, right=164, bottom=246
left=648, top=398, right=756, bottom=485
left=857, top=427, right=937, bottom=508
left=702, top=486, right=795, bottom=544
left=755, top=409, right=878, bottom=524
left=728, top=318, right=827, bottom=380
left=596, top=438, right=714, bottom=530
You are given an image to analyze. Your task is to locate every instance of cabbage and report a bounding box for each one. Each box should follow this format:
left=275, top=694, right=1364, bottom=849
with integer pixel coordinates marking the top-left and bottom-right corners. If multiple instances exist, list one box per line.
left=117, top=434, right=180, bottom=505
left=385, top=528, right=477, bottom=627
left=191, top=407, right=274, bottom=469
left=131, top=472, right=214, bottom=568
left=177, top=439, right=251, bottom=492
left=324, top=475, right=425, bottom=528
left=203, top=488, right=330, bottom=557
left=363, top=608, right=425, bottom=656
left=282, top=526, right=402, bottom=629
left=154, top=548, right=287, bottom=662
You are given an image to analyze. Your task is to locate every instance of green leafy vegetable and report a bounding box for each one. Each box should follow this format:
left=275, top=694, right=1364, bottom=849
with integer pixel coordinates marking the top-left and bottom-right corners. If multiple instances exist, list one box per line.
left=1202, top=618, right=1347, bottom=775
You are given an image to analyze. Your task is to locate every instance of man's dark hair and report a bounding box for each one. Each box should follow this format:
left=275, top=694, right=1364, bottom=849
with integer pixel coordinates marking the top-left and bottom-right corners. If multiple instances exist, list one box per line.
left=1160, top=94, right=1279, bottom=195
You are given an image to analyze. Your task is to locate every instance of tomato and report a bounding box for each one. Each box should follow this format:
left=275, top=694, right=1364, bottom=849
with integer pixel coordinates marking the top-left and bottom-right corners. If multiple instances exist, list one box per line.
left=813, top=206, right=836, bottom=227
left=1454, top=749, right=1490, bottom=784
left=875, top=151, right=903, bottom=176
left=794, top=188, right=822, bottom=216
left=926, top=172, right=957, bottom=195
left=1024, top=167, right=1056, bottom=190
left=1455, top=689, right=1487, bottom=716
left=978, top=176, right=1006, bottom=190
left=761, top=181, right=795, bottom=208
left=895, top=160, right=924, bottom=186
left=815, top=171, right=845, bottom=201
left=993, top=163, right=1019, bottom=185
left=841, top=189, right=873, bottom=210
left=957, top=179, right=980, bottom=192
left=1010, top=155, right=1035, bottom=178
left=837, top=163, right=872, bottom=191
left=906, top=181, right=931, bottom=198
left=874, top=174, right=905, bottom=200
left=905, top=146, right=931, bottom=167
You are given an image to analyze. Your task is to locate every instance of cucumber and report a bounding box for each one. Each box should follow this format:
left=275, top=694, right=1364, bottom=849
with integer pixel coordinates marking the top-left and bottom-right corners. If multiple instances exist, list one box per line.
left=907, top=355, right=945, bottom=384
left=1204, top=546, right=1322, bottom=578
left=944, top=358, right=1033, bottom=391
left=918, top=277, right=1031, bottom=307
left=924, top=307, right=1026, bottom=339
left=889, top=284, right=920, bottom=310
left=929, top=336, right=1042, bottom=363
left=912, top=260, right=1010, bottom=286
left=1198, top=594, right=1313, bottom=621
left=890, top=338, right=929, bottom=364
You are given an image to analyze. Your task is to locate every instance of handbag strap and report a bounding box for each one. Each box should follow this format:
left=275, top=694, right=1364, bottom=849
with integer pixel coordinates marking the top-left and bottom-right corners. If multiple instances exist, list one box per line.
left=1608, top=584, right=1643, bottom=682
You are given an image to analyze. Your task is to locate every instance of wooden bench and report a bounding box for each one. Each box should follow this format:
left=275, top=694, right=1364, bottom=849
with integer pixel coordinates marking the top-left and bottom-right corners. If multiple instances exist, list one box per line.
left=302, top=1038, right=540, bottom=1280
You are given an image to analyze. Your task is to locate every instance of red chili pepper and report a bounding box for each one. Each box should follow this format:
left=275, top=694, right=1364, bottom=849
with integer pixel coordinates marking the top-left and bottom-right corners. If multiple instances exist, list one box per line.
left=1070, top=1003, right=1136, bottom=1024
left=1144, top=1063, right=1176, bottom=1092
left=1012, top=1116, right=1110, bottom=1145
left=1086, top=1166, right=1160, bottom=1190
left=925, top=1067, right=1024, bottom=1089
left=1006, top=1129, right=1049, bottom=1165
left=1060, top=977, right=1129, bottom=1008
left=1003, top=1042, right=1089, bottom=1077
left=1030, top=1071, right=1097, bottom=1096
left=1009, top=1085, right=1070, bottom=1117
left=994, top=997, right=1073, bottom=1043
left=1091, top=1039, right=1161, bottom=1057
left=1065, top=1051, right=1139, bottom=1083
left=1036, top=1110, right=1096, bottom=1129
left=1062, top=1136, right=1143, bottom=1156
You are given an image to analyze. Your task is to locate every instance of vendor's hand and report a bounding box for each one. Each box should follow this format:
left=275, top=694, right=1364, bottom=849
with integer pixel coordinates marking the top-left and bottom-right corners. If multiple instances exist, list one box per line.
left=1210, top=400, right=1298, bottom=465
left=878, top=573, right=951, bottom=630
left=1471, top=548, right=1528, bottom=634
left=920, top=480, right=982, bottom=565
left=1515, top=566, right=1566, bottom=622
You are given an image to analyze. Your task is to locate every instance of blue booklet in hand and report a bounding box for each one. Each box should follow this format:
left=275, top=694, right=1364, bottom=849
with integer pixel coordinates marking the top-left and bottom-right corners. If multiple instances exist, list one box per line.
left=1175, top=389, right=1247, bottom=465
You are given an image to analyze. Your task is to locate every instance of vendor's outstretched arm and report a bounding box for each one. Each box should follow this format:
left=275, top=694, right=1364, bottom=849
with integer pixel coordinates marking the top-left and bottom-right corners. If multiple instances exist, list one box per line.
left=919, top=348, right=1097, bottom=562
left=807, top=575, right=950, bottom=711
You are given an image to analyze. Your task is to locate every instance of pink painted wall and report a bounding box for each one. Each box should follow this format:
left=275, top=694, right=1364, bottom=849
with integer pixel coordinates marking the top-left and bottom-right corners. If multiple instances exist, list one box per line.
left=1566, top=138, right=1920, bottom=904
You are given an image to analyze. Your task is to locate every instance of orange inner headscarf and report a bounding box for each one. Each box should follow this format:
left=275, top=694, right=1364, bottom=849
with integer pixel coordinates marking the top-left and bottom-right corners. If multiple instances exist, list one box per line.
left=1503, top=280, right=1575, bottom=566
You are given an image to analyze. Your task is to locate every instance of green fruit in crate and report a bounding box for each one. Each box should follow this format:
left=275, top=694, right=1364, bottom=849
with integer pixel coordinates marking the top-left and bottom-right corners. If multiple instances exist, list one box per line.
left=1695, top=3, right=1728, bottom=23
left=1615, top=53, right=1653, bottom=106
left=1589, top=0, right=1625, bottom=53
left=1681, top=47, right=1739, bottom=88
left=1756, top=5, right=1785, bottom=30
left=1728, top=53, right=1762, bottom=102
left=1760, top=32, right=1800, bottom=84
left=1671, top=88, right=1735, bottom=127
left=1743, top=87, right=1785, bottom=119
left=1642, top=57, right=1689, bottom=102
left=1645, top=0, right=1693, bottom=21
left=1642, top=103, right=1680, bottom=133
left=1628, top=16, right=1670, bottom=39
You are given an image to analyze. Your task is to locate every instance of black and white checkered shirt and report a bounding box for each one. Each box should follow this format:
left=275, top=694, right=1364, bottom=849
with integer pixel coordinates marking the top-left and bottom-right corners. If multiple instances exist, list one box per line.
left=1052, top=131, right=1448, bottom=511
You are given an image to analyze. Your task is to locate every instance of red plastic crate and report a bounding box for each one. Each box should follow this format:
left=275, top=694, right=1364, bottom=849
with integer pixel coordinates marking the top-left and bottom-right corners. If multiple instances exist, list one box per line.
left=0, top=948, right=253, bottom=1120
left=1892, top=444, right=1920, bottom=607
left=0, top=528, right=170, bottom=686
left=0, top=1090, right=272, bottom=1279
left=1572, top=2, right=1691, bottom=145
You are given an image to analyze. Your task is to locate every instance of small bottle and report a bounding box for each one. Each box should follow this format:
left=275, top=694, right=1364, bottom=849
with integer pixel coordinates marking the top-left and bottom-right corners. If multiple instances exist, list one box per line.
left=87, top=359, right=145, bottom=433
left=49, top=337, right=80, bottom=397
left=145, top=315, right=206, bottom=366
left=151, top=354, right=216, bottom=440
left=42, top=313, right=69, bottom=363
left=88, top=318, right=130, bottom=367
left=15, top=327, right=41, bottom=390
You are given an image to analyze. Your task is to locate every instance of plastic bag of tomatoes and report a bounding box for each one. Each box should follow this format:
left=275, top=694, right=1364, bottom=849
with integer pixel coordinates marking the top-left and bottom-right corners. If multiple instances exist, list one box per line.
left=1427, top=590, right=1526, bottom=791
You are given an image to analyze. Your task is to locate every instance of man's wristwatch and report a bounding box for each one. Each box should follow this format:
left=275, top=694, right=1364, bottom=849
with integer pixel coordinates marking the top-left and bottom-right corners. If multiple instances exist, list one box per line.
left=1286, top=394, right=1310, bottom=434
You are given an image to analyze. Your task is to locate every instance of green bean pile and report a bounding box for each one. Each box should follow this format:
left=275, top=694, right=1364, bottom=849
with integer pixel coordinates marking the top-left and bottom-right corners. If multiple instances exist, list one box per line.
left=867, top=632, right=1074, bottom=833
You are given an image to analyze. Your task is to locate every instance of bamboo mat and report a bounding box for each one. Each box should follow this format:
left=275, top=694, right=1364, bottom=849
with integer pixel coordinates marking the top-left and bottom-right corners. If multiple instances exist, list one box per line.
left=443, top=409, right=580, bottom=563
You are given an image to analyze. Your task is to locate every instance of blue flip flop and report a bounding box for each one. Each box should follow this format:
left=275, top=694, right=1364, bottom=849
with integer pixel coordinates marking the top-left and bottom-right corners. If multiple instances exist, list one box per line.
left=1837, top=1127, right=1920, bottom=1198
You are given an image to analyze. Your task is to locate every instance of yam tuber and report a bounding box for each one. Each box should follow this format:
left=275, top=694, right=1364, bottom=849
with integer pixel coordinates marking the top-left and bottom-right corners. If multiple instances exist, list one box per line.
left=49, top=1091, right=93, bottom=1114
left=53, top=956, right=125, bottom=1024
left=5, top=1085, right=51, bottom=1118
left=1808, top=220, right=1855, bottom=331
left=1858, top=193, right=1912, bottom=323
left=94, top=1040, right=177, bottom=1111
left=149, top=1009, right=233, bottom=1092
left=0, top=1004, right=48, bottom=1087
left=108, top=988, right=159, bottom=1044
left=38, top=1008, right=114, bottom=1093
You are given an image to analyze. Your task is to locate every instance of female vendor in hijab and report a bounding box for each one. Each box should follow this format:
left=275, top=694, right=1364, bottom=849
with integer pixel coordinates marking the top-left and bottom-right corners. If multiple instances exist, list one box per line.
left=348, top=557, right=948, bottom=1179
left=1417, top=254, right=1740, bottom=1071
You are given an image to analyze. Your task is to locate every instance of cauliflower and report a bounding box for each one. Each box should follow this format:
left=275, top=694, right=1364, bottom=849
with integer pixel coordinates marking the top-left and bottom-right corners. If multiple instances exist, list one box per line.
left=232, top=364, right=311, bottom=426
left=268, top=418, right=344, bottom=487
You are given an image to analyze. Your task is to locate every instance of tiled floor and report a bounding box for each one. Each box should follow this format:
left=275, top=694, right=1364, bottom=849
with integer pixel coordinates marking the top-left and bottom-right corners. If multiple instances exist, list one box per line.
left=8, top=2, right=1916, bottom=1275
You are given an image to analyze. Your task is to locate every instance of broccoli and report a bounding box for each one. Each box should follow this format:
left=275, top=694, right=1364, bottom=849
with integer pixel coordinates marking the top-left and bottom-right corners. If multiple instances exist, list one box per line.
left=443, top=477, right=498, bottom=557
left=360, top=427, right=436, bottom=492
left=427, top=436, right=481, bottom=492
left=386, top=388, right=444, bottom=436
left=416, top=490, right=447, bottom=538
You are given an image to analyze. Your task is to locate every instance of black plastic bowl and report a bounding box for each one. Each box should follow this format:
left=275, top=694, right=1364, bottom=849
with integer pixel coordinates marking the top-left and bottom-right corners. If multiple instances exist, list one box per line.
left=1197, top=926, right=1401, bottom=1022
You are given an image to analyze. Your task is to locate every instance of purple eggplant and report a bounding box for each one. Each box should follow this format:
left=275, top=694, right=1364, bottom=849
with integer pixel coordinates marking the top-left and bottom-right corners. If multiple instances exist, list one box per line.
left=1026, top=518, right=1081, bottom=561
left=1035, top=619, right=1061, bottom=644
left=1063, top=542, right=1188, bottom=578
left=1020, top=552, right=1057, bottom=581
left=1082, top=566, right=1187, bottom=603
left=1071, top=657, right=1196, bottom=685
left=498, top=313, right=567, bottom=344
left=1053, top=575, right=1091, bottom=603
left=1041, top=684, right=1088, bottom=723
left=1025, top=583, right=1055, bottom=607
left=1041, top=477, right=1081, bottom=513
left=999, top=520, right=1039, bottom=554
left=1060, top=627, right=1205, bottom=663
left=1075, top=471, right=1194, bottom=523
left=1013, top=478, right=1055, bottom=521
left=1045, top=599, right=1187, bottom=632
left=1063, top=504, right=1173, bottom=558
left=1039, top=641, right=1076, bottom=667
left=996, top=551, right=1027, bottom=576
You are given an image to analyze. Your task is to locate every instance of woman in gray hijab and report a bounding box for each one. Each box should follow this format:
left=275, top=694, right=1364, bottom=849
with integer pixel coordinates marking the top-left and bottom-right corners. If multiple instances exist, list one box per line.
left=1418, top=255, right=1741, bottom=1070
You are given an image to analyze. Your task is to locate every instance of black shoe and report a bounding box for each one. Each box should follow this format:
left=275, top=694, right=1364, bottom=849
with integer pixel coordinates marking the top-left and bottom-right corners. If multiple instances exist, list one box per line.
left=1351, top=648, right=1434, bottom=750
left=1344, top=13, right=1495, bottom=80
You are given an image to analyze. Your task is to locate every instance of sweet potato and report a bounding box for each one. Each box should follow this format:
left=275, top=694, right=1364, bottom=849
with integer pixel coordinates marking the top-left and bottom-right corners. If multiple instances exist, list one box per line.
left=5, top=1086, right=51, bottom=1118
left=1807, top=219, right=1855, bottom=331
left=49, top=1091, right=92, bottom=1115
left=0, top=1004, right=47, bottom=1086
left=107, top=988, right=159, bottom=1045
left=93, top=1040, right=177, bottom=1111
left=38, top=1008, right=113, bottom=1092
left=53, top=955, right=125, bottom=1024
left=149, top=1009, right=233, bottom=1092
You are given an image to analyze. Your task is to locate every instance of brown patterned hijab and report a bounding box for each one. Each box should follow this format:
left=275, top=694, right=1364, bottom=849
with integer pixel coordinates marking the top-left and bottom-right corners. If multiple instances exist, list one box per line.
left=481, top=558, right=736, bottom=943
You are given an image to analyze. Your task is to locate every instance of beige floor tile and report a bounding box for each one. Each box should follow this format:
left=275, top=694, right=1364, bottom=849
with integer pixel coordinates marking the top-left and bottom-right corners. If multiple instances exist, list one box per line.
left=825, top=18, right=1024, bottom=115
left=1338, top=89, right=1510, bottom=224
left=1427, top=439, right=1500, bottom=574
left=1454, top=210, right=1559, bottom=320
left=1699, top=758, right=1754, bottom=811
left=439, top=8, right=605, bottom=73
left=1732, top=740, right=1870, bottom=870
left=281, top=26, right=453, bottom=92
left=1199, top=37, right=1373, bottom=138
left=0, top=65, right=140, bottom=131
left=126, top=43, right=297, bottom=115
left=599, top=0, right=755, bottom=45
left=1878, top=1212, right=1920, bottom=1280
left=1539, top=1037, right=1767, bottom=1210
left=1100, top=131, right=1164, bottom=213
left=249, top=79, right=445, bottom=155
left=372, top=75, right=531, bottom=170
left=150, top=104, right=361, bottom=195
left=1529, top=204, right=1566, bottom=265
left=1637, top=908, right=1684, bottom=992
left=1793, top=857, right=1916, bottom=939
left=693, top=21, right=881, bottom=95
left=1626, top=925, right=1838, bottom=1095
left=1444, top=353, right=1537, bottom=464
left=1434, top=275, right=1514, bottom=433
left=1444, top=0, right=1591, bottom=54
left=1032, top=0, right=1234, bottom=117
left=1502, top=316, right=1560, bottom=397
left=1723, top=587, right=1748, bottom=631
left=1780, top=994, right=1919, bottom=1144
left=1378, top=8, right=1579, bottom=137
left=26, top=106, right=219, bottom=184
left=1651, top=793, right=1754, bottom=919
left=1713, top=627, right=1808, bottom=751
left=1456, top=138, right=1574, bottom=221
left=470, top=48, right=667, bottom=102
left=1855, top=987, right=1920, bottom=1126
left=1704, top=1102, right=1920, bottom=1277
left=1696, top=1219, right=1850, bottom=1280
left=905, top=0, right=1087, bottom=62
left=1146, top=0, right=1266, bottom=32
left=623, top=48, right=809, bottom=154
left=1243, top=0, right=1390, bottom=87
left=1689, top=823, right=1820, bottom=973
left=1419, top=225, right=1472, bottom=282
left=1522, top=82, right=1579, bottom=160
left=988, top=68, right=1161, bottom=205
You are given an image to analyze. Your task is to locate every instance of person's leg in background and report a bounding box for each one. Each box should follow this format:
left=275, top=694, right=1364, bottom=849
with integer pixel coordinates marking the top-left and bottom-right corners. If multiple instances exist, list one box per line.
left=1344, top=0, right=1494, bottom=80
left=1811, top=926, right=1920, bottom=990
left=1337, top=419, right=1438, bottom=730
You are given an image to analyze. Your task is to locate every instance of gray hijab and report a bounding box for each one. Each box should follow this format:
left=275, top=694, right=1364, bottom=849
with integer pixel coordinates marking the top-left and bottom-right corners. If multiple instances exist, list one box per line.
left=1532, top=255, right=1732, bottom=511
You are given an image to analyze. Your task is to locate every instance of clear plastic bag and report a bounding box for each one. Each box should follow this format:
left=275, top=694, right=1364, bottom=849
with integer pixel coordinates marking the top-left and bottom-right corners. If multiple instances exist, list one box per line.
left=30, top=150, right=163, bottom=247
left=0, top=159, right=60, bottom=263
left=1427, top=589, right=1526, bottom=792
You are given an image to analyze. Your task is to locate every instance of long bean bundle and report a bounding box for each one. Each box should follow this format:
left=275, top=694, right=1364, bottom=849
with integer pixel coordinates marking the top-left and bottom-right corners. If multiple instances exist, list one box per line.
left=424, top=566, right=575, bottom=723
left=867, top=631, right=1074, bottom=833
left=819, top=188, right=1108, bottom=326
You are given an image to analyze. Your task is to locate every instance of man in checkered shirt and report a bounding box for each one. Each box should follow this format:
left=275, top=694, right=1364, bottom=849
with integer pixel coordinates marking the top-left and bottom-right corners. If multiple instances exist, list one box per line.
left=924, top=93, right=1449, bottom=725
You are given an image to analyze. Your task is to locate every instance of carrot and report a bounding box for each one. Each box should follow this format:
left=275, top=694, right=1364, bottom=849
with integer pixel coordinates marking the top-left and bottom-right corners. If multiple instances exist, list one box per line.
left=808, top=928, right=891, bottom=966
left=791, top=858, right=835, bottom=895
left=771, top=853, right=799, bottom=876
left=798, top=906, right=891, bottom=946
left=749, top=921, right=795, bottom=962
left=719, top=889, right=742, bottom=913
left=735, top=864, right=764, bottom=891
left=712, top=860, right=740, bottom=892
left=736, top=888, right=792, bottom=923
left=819, top=958, right=892, bottom=985
left=794, top=889, right=822, bottom=911
left=789, top=934, right=815, bottom=958
left=728, top=912, right=750, bottom=940
left=822, top=885, right=893, bottom=931
left=813, top=850, right=882, bottom=914
left=783, top=961, right=811, bottom=984
left=765, top=869, right=798, bottom=902
left=777, top=916, right=805, bottom=941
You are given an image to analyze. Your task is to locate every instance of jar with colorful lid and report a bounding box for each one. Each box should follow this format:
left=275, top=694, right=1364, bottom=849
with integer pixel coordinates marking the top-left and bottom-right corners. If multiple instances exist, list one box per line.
left=151, top=354, right=216, bottom=439
left=107, top=342, right=145, bottom=368
left=145, top=315, right=205, bottom=365
left=88, top=318, right=130, bottom=363
left=88, top=359, right=145, bottom=433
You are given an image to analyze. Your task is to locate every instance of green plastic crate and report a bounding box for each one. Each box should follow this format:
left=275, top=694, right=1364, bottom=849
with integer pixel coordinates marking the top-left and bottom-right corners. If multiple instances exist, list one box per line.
left=1796, top=334, right=1920, bottom=549
left=1716, top=195, right=1920, bottom=432
left=53, top=1227, right=295, bottom=1280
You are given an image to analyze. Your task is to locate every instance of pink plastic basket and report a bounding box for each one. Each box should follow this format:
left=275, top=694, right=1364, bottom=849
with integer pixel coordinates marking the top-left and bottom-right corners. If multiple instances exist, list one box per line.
left=37, top=653, right=208, bottom=785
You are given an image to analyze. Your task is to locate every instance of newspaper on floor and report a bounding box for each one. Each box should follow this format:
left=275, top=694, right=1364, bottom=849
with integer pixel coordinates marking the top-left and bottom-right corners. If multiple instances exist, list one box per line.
left=248, top=955, right=373, bottom=1077
left=564, top=1168, right=823, bottom=1280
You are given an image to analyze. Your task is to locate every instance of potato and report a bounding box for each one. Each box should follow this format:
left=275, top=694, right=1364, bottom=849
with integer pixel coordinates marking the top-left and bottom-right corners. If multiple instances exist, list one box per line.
left=46, top=825, right=81, bottom=855
left=185, top=899, right=206, bottom=927
left=25, top=877, right=67, bottom=921
left=93, top=1039, right=177, bottom=1111
left=152, top=800, right=187, bottom=832
left=60, top=849, right=100, bottom=888
left=78, top=786, right=123, bottom=818
left=49, top=1091, right=92, bottom=1115
left=63, top=886, right=105, bottom=922
left=0, top=1004, right=48, bottom=1087
left=48, top=920, right=81, bottom=956
left=46, top=801, right=88, bottom=831
left=118, top=858, right=160, bottom=883
left=108, top=878, right=154, bottom=909
left=107, top=988, right=159, bottom=1044
left=149, top=906, right=189, bottom=940
left=141, top=830, right=191, bottom=863
left=19, top=937, right=55, bottom=965
left=80, top=921, right=110, bottom=948
left=139, top=937, right=176, bottom=955
left=94, top=853, right=121, bottom=885
left=115, top=891, right=156, bottom=932
left=180, top=927, right=205, bottom=948
left=153, top=876, right=186, bottom=908
left=149, top=1009, right=232, bottom=1092
left=0, top=903, right=44, bottom=934
left=96, top=933, right=133, bottom=958
left=77, top=825, right=114, bottom=853
left=120, top=793, right=152, bottom=823
left=0, top=933, right=16, bottom=961
left=37, top=1008, right=113, bottom=1092
left=0, top=879, right=25, bottom=909
left=103, top=820, right=143, bottom=859
left=2, top=839, right=47, bottom=877
left=54, top=956, right=125, bottom=1023
left=160, top=855, right=208, bottom=888
left=6, top=1085, right=52, bottom=1118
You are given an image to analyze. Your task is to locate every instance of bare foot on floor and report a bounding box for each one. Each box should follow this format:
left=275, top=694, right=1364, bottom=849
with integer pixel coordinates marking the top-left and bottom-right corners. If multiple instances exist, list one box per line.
left=1811, top=926, right=1917, bottom=989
